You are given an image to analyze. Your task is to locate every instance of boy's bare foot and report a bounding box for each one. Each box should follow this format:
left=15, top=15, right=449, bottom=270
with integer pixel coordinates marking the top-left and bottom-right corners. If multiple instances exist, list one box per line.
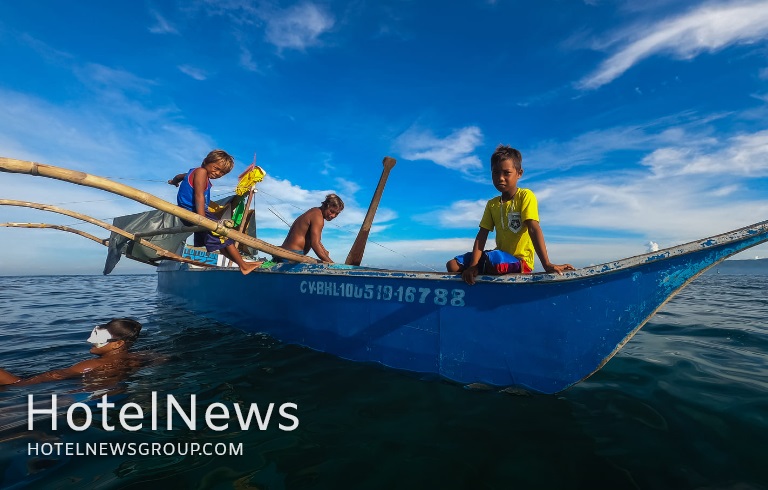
left=240, top=261, right=262, bottom=275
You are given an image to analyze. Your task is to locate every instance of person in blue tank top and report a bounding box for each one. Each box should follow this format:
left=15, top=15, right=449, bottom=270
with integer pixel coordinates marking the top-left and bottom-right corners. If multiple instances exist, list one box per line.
left=168, top=149, right=261, bottom=275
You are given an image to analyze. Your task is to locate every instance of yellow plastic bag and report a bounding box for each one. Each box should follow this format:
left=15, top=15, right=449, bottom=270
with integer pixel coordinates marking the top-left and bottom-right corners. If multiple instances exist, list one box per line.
left=236, top=165, right=266, bottom=196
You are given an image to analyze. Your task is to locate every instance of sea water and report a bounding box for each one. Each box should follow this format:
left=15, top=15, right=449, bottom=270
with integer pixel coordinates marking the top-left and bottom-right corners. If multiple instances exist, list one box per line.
left=0, top=271, right=766, bottom=489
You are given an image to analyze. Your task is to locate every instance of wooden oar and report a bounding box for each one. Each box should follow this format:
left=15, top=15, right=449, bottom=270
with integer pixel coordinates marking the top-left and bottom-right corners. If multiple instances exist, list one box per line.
left=345, top=156, right=396, bottom=266
left=0, top=157, right=317, bottom=263
left=0, top=222, right=108, bottom=247
left=0, top=200, right=213, bottom=268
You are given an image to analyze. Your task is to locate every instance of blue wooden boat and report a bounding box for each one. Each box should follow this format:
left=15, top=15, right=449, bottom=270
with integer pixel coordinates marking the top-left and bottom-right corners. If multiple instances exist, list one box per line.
left=2, top=157, right=767, bottom=393
left=157, top=220, right=768, bottom=394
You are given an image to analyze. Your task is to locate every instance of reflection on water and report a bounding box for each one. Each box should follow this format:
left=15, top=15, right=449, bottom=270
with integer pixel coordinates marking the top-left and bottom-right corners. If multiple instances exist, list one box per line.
left=1, top=274, right=767, bottom=489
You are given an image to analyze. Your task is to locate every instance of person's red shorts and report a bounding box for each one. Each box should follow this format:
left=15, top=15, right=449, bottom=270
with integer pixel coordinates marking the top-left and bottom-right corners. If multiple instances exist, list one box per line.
left=454, top=250, right=532, bottom=274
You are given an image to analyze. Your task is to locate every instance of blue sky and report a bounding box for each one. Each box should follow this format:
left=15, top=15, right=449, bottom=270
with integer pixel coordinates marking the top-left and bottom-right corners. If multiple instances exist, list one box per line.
left=1, top=0, right=767, bottom=275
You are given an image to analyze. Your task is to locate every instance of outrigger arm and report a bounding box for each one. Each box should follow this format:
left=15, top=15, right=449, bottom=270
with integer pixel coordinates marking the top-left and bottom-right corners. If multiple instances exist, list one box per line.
left=0, top=222, right=108, bottom=247
left=0, top=157, right=318, bottom=264
left=0, top=200, right=214, bottom=268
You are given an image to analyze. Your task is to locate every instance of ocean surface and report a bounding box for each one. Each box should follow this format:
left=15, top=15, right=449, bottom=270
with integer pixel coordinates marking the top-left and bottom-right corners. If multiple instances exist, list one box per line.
left=1, top=271, right=767, bottom=489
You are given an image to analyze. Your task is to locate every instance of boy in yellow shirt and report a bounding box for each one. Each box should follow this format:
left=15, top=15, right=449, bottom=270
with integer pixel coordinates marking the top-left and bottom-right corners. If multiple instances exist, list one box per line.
left=447, top=144, right=574, bottom=285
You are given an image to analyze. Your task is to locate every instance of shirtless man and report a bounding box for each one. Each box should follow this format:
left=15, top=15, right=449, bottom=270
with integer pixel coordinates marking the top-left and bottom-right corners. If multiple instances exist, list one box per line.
left=277, top=194, right=344, bottom=263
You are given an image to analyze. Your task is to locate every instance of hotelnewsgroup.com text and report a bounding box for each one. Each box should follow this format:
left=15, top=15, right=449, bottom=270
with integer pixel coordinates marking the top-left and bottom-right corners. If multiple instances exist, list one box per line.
left=28, top=441, right=243, bottom=457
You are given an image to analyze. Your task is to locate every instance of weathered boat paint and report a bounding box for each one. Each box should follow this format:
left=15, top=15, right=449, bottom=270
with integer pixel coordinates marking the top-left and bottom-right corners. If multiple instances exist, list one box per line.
left=158, top=220, right=768, bottom=394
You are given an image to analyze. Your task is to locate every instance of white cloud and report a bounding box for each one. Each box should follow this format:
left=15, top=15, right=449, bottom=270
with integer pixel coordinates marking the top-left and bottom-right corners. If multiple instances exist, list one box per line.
left=414, top=199, right=487, bottom=228
left=711, top=184, right=741, bottom=197
left=524, top=111, right=733, bottom=174
left=394, top=125, right=484, bottom=174
left=0, top=85, right=214, bottom=175
left=196, top=0, right=261, bottom=26
left=76, top=63, right=156, bottom=94
left=334, top=177, right=361, bottom=199
left=148, top=10, right=178, bottom=35
left=537, top=173, right=768, bottom=243
left=642, top=129, right=768, bottom=177
left=183, top=1, right=333, bottom=69
left=178, top=64, right=208, bottom=81
left=239, top=46, right=259, bottom=72
left=0, top=88, right=133, bottom=169
left=528, top=126, right=654, bottom=171
left=264, top=3, right=334, bottom=51
left=579, top=1, right=768, bottom=89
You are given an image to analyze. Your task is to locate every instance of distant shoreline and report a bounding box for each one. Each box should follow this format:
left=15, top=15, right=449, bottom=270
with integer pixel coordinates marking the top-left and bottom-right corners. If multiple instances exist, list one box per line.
left=706, top=258, right=768, bottom=275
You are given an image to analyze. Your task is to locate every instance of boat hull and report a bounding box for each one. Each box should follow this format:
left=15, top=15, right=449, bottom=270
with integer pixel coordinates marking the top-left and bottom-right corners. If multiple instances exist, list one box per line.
left=158, top=221, right=768, bottom=393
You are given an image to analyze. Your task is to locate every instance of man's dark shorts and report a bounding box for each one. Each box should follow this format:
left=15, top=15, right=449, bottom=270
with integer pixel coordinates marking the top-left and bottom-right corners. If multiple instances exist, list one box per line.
left=183, top=211, right=234, bottom=252
left=272, top=249, right=306, bottom=263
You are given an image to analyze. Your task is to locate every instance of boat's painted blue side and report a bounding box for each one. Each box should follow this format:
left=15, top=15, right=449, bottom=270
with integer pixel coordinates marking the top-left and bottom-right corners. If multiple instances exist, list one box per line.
left=157, top=221, right=768, bottom=393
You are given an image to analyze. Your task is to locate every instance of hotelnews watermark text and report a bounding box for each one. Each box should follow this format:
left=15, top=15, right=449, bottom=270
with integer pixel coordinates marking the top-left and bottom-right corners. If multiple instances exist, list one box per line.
left=26, top=393, right=299, bottom=457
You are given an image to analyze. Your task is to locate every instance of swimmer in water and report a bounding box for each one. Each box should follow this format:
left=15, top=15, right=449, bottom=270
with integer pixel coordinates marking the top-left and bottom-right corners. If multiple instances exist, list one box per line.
left=0, top=318, right=144, bottom=386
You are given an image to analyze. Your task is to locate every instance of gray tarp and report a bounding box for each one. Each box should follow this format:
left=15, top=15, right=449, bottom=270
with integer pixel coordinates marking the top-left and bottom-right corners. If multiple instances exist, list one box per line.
left=102, top=197, right=258, bottom=275
left=103, top=210, right=190, bottom=275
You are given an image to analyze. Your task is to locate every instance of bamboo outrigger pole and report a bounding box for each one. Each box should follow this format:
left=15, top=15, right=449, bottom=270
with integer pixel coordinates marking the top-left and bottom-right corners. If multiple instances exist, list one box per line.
left=345, top=156, right=396, bottom=266
left=0, top=222, right=108, bottom=247
left=0, top=200, right=214, bottom=268
left=0, top=222, right=218, bottom=268
left=0, top=157, right=317, bottom=263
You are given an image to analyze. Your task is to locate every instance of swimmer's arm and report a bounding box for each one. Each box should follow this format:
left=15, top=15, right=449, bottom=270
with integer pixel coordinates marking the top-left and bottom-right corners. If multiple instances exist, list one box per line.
left=1, top=359, right=100, bottom=386
left=0, top=368, right=21, bottom=385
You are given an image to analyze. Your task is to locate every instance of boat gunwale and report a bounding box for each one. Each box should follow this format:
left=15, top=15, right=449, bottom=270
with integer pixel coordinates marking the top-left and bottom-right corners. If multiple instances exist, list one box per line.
left=167, top=219, right=768, bottom=285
